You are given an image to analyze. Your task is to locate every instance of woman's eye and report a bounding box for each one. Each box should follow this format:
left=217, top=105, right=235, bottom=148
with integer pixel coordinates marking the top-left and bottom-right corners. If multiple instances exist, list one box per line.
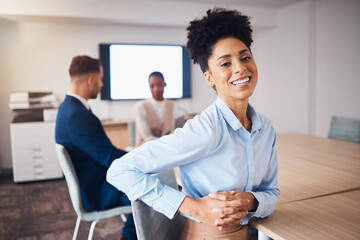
left=220, top=62, right=231, bottom=67
left=241, top=56, right=252, bottom=61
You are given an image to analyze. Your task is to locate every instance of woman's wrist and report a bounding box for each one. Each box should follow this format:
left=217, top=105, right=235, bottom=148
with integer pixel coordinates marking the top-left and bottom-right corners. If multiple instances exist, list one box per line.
left=249, top=193, right=259, bottom=211
left=178, top=196, right=198, bottom=218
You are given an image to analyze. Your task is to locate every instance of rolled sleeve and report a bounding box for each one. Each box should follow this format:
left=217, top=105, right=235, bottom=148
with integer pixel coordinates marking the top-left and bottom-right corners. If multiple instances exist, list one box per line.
left=147, top=184, right=187, bottom=219
left=249, top=189, right=278, bottom=218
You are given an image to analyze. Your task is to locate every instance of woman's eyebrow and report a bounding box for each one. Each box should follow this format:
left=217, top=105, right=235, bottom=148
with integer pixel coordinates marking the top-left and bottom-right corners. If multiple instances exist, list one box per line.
left=239, top=49, right=249, bottom=54
left=216, top=54, right=230, bottom=62
left=216, top=49, right=249, bottom=62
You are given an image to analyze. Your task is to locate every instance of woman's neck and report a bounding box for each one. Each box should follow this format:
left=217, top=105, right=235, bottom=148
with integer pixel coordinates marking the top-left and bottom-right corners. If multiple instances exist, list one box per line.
left=228, top=99, right=252, bottom=132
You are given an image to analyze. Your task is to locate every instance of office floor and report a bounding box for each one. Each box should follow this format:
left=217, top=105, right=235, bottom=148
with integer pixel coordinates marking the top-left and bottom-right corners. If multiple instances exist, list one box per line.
left=0, top=173, right=124, bottom=240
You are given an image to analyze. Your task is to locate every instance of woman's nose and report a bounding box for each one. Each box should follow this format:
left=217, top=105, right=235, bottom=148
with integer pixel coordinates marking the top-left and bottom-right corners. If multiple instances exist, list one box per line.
left=233, top=59, right=246, bottom=74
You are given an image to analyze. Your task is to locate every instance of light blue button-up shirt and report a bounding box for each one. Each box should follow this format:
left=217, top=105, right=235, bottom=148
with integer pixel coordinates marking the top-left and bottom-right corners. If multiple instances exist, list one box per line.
left=107, top=97, right=279, bottom=224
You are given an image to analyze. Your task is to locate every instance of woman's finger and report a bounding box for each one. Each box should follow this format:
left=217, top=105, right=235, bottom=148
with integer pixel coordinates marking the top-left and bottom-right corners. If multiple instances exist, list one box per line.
left=208, top=191, right=236, bottom=200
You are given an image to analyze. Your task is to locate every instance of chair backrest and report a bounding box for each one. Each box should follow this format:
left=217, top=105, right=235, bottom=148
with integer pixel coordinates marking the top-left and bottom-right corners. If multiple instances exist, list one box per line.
left=131, top=169, right=185, bottom=240
left=328, top=116, right=360, bottom=143
left=55, top=144, right=86, bottom=217
left=174, top=115, right=185, bottom=129
left=127, top=121, right=136, bottom=147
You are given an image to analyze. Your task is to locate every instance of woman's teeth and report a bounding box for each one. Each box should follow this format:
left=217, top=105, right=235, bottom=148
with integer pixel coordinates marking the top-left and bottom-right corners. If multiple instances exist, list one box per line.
left=232, top=77, right=250, bottom=85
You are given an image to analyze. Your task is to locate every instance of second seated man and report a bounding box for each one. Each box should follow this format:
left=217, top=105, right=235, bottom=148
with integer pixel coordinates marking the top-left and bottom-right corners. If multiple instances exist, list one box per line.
left=134, top=71, right=182, bottom=147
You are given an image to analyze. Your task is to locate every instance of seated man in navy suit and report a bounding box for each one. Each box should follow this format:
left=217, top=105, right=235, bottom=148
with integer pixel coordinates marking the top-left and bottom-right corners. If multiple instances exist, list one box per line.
left=55, top=55, right=136, bottom=240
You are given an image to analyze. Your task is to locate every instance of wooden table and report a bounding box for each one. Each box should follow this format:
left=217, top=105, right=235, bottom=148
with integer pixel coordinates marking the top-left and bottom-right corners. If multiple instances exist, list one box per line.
left=102, top=120, right=130, bottom=150
left=252, top=190, right=360, bottom=240
left=276, top=133, right=360, bottom=203
left=250, top=133, right=360, bottom=239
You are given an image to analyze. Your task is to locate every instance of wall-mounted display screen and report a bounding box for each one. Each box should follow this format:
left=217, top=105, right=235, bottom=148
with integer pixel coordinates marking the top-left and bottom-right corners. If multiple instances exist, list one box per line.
left=99, top=43, right=191, bottom=100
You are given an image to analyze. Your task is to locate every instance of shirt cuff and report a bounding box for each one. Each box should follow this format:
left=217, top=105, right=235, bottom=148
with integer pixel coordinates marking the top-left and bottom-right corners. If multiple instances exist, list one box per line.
left=249, top=191, right=275, bottom=218
left=151, top=185, right=187, bottom=219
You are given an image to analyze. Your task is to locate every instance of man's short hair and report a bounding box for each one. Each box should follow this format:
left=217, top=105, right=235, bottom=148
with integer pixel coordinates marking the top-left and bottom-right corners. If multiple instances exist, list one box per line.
left=148, top=71, right=165, bottom=81
left=69, top=55, right=101, bottom=77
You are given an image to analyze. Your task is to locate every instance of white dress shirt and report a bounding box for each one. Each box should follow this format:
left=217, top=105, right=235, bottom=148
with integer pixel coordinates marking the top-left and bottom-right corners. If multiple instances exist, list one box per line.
left=66, top=91, right=90, bottom=110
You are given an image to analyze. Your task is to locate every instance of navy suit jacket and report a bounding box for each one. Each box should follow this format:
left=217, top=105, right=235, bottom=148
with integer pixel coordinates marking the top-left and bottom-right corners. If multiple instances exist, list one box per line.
left=55, top=95, right=128, bottom=211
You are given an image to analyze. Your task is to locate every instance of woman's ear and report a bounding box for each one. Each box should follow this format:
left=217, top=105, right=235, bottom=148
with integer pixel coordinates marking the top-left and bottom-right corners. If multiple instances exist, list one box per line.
left=204, top=71, right=214, bottom=88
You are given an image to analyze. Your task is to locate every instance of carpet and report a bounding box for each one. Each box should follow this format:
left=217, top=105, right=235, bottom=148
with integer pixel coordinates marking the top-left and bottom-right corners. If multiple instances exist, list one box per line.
left=0, top=174, right=124, bottom=240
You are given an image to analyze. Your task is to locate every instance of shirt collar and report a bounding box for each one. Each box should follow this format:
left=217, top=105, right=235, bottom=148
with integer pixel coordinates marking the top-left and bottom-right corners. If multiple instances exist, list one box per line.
left=247, top=104, right=262, bottom=133
left=67, top=91, right=90, bottom=110
left=215, top=97, right=262, bottom=133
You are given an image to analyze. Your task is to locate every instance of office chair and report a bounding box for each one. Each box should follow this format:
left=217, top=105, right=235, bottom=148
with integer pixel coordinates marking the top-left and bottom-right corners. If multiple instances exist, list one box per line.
left=125, top=121, right=136, bottom=151
left=174, top=115, right=185, bottom=129
left=131, top=169, right=185, bottom=240
left=328, top=116, right=360, bottom=143
left=55, top=144, right=132, bottom=240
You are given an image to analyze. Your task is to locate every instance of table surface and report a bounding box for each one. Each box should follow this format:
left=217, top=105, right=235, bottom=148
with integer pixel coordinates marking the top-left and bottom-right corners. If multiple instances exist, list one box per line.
left=251, top=190, right=360, bottom=240
left=251, top=133, right=360, bottom=240
left=276, top=132, right=360, bottom=203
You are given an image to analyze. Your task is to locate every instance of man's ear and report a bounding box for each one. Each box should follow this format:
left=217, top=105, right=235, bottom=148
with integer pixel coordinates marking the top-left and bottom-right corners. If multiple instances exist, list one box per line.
left=87, top=74, right=94, bottom=86
left=204, top=71, right=214, bottom=88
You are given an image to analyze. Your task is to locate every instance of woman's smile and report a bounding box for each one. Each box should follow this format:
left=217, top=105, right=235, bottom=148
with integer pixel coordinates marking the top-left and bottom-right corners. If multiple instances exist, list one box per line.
left=231, top=76, right=251, bottom=88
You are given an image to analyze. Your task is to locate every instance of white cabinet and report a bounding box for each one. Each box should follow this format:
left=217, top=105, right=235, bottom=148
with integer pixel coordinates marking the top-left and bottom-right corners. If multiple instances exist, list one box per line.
left=10, top=122, right=63, bottom=182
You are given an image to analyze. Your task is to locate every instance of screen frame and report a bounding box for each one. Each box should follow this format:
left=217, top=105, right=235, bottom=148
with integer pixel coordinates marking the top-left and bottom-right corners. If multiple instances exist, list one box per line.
left=99, top=43, right=191, bottom=101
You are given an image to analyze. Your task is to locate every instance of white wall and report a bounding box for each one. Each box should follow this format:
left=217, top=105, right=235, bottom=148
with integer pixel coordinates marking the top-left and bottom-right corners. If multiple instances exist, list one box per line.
left=253, top=0, right=360, bottom=137
left=253, top=0, right=311, bottom=134
left=314, top=0, right=360, bottom=137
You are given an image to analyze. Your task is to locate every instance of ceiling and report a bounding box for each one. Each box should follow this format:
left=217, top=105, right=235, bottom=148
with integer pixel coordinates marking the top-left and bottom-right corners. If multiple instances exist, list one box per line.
left=0, top=0, right=306, bottom=27
left=150, top=0, right=306, bottom=8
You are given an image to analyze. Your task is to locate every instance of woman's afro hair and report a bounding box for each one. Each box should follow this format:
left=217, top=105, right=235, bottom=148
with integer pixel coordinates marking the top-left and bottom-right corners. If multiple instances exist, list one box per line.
left=186, top=8, right=253, bottom=72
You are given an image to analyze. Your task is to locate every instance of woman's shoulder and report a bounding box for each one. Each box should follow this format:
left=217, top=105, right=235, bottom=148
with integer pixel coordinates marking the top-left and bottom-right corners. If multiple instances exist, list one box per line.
left=186, top=103, right=221, bottom=132
left=257, top=112, right=273, bottom=125
left=174, top=104, right=220, bottom=151
left=255, top=112, right=276, bottom=139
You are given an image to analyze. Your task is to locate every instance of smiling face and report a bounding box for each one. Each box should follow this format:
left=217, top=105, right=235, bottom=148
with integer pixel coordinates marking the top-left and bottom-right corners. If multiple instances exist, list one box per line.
left=204, top=37, right=258, bottom=108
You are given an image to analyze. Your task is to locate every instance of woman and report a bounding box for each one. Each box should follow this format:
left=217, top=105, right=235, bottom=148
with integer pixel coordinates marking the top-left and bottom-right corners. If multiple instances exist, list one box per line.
left=107, top=8, right=279, bottom=240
